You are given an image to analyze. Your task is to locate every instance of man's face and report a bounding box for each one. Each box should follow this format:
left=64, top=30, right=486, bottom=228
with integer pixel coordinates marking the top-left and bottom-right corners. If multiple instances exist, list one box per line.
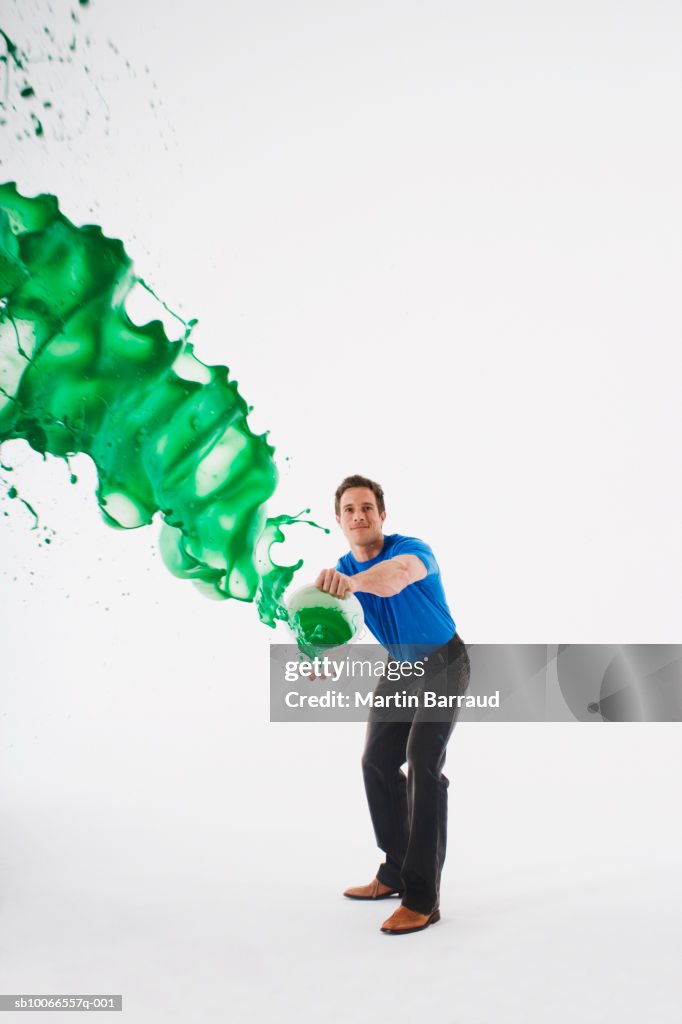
left=336, top=487, right=386, bottom=549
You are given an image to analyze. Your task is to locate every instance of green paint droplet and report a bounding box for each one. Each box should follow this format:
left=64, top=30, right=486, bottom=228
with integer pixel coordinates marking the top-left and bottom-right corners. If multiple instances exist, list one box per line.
left=22, top=498, right=39, bottom=528
left=0, top=30, right=26, bottom=71
left=0, top=182, right=322, bottom=625
left=7, top=486, right=18, bottom=498
left=20, top=85, right=35, bottom=99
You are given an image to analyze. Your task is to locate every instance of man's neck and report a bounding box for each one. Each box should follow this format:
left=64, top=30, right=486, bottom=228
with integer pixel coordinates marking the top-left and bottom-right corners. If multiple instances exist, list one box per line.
left=350, top=534, right=385, bottom=563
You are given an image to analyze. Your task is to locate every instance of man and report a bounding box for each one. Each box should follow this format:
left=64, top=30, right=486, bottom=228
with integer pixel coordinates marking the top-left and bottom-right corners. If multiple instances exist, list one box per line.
left=315, top=474, right=470, bottom=936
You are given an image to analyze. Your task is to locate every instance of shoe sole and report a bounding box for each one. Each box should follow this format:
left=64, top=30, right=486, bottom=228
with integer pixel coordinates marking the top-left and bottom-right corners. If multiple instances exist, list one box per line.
left=381, top=908, right=441, bottom=934
left=343, top=890, right=404, bottom=901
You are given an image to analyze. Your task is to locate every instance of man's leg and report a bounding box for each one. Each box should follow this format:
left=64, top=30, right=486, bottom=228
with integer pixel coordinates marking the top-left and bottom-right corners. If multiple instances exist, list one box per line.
left=361, top=714, right=413, bottom=891
left=400, top=634, right=471, bottom=914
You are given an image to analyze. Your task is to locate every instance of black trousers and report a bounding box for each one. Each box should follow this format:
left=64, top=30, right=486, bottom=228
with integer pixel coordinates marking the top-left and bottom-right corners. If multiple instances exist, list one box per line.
left=361, top=633, right=471, bottom=914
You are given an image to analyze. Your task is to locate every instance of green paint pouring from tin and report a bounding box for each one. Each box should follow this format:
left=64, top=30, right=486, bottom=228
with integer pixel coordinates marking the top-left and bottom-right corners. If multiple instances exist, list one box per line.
left=0, top=181, right=322, bottom=626
left=291, top=607, right=354, bottom=652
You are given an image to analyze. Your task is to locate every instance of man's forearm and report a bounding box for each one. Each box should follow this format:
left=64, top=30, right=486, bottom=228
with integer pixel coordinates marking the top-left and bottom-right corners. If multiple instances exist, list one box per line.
left=316, top=556, right=426, bottom=599
left=352, top=558, right=413, bottom=598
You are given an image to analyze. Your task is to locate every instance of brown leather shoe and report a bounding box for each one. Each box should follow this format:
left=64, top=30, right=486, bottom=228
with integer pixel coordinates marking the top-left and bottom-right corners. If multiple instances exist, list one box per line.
left=380, top=904, right=440, bottom=934
left=343, top=878, right=403, bottom=900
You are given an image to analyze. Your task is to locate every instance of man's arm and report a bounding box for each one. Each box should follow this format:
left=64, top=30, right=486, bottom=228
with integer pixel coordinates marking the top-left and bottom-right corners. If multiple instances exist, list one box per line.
left=315, top=555, right=427, bottom=599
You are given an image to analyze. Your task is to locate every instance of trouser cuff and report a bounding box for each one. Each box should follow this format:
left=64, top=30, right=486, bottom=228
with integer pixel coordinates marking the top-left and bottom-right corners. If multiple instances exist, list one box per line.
left=401, top=893, right=439, bottom=915
left=376, top=866, right=403, bottom=891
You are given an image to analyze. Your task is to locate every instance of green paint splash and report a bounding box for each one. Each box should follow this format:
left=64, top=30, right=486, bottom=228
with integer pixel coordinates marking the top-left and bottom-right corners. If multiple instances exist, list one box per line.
left=0, top=181, right=322, bottom=625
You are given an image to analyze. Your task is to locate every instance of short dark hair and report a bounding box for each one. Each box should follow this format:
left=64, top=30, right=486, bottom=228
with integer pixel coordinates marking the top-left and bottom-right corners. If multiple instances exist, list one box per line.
left=334, top=475, right=385, bottom=516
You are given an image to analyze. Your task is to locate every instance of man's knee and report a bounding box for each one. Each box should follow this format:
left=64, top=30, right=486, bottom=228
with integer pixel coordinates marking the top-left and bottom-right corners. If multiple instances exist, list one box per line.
left=362, top=741, right=405, bottom=777
left=406, top=737, right=448, bottom=779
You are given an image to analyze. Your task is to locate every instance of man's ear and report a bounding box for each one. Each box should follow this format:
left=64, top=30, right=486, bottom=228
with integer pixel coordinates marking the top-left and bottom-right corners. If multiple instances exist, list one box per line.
left=336, top=515, right=341, bottom=526
left=380, top=511, right=386, bottom=523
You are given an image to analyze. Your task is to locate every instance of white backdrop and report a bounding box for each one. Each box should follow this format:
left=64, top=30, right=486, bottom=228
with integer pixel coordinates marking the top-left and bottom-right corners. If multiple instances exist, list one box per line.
left=1, top=2, right=681, bottom=1021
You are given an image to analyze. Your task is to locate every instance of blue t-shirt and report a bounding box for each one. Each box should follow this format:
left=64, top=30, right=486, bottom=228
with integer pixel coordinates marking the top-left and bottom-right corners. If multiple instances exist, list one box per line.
left=336, top=533, right=456, bottom=661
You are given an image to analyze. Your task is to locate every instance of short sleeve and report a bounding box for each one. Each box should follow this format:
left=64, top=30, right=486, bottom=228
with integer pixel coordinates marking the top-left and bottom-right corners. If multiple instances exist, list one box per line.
left=391, top=535, right=438, bottom=576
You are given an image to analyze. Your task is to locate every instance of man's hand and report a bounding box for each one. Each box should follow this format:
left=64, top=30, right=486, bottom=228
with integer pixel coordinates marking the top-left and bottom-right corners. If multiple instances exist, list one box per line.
left=315, top=568, right=355, bottom=598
